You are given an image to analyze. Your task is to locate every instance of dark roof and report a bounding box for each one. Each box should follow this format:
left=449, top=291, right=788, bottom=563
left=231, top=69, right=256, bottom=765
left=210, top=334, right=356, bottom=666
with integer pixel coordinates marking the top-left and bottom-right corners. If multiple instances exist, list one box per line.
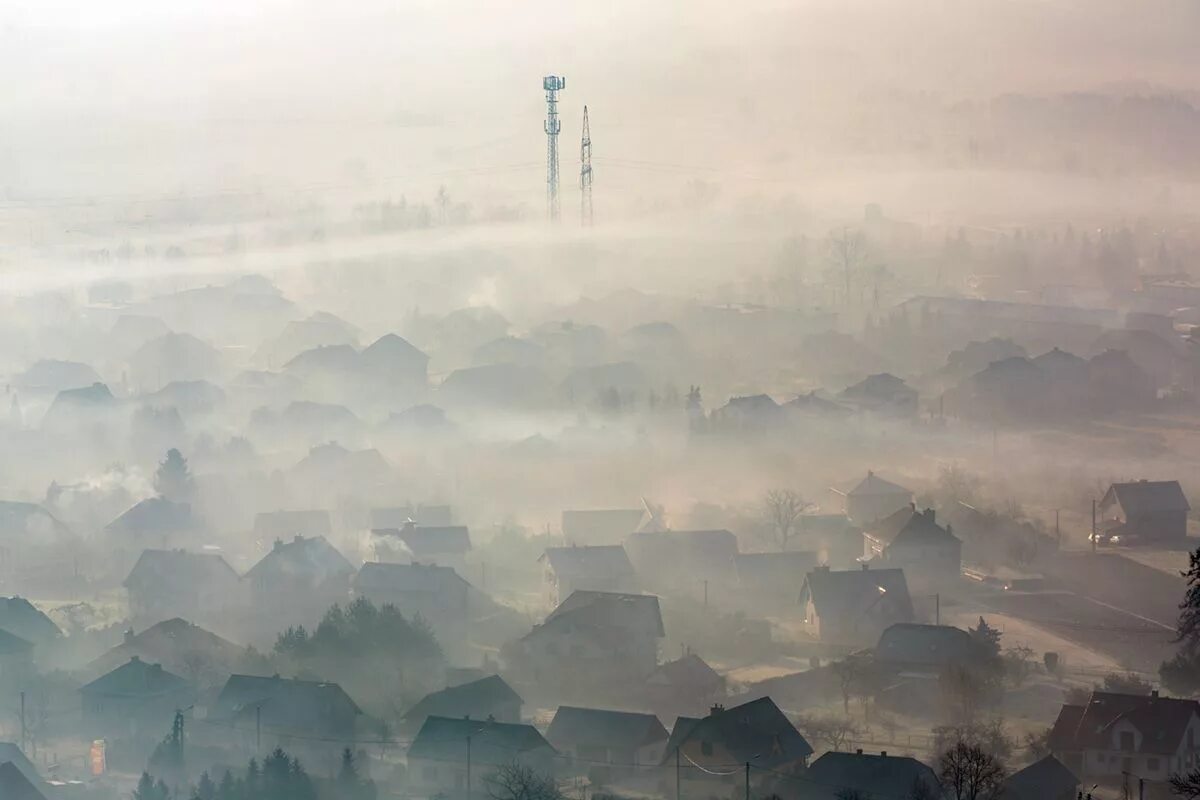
left=543, top=590, right=665, bottom=637
left=1101, top=480, right=1190, bottom=515
left=0, top=629, right=33, bottom=657
left=875, top=624, right=976, bottom=668
left=85, top=618, right=245, bottom=680
left=0, top=598, right=60, bottom=645
left=49, top=382, right=115, bottom=407
left=0, top=761, right=45, bottom=800
left=105, top=498, right=196, bottom=537
left=660, top=697, right=811, bottom=768
left=547, top=706, right=668, bottom=750
left=1005, top=755, right=1079, bottom=800
left=785, top=392, right=852, bottom=415
left=839, top=374, right=915, bottom=401
left=212, top=674, right=361, bottom=731
left=886, top=509, right=960, bottom=549
left=81, top=656, right=188, bottom=697
left=1048, top=691, right=1200, bottom=755
left=371, top=525, right=471, bottom=557
left=354, top=562, right=470, bottom=594
left=799, top=567, right=914, bottom=625
left=806, top=751, right=938, bottom=800
left=361, top=333, right=429, bottom=366
left=0, top=744, right=41, bottom=790
left=542, top=546, right=635, bottom=583
left=409, top=716, right=555, bottom=766
left=847, top=471, right=912, bottom=498
left=646, top=654, right=724, bottom=690
left=403, top=676, right=522, bottom=724
left=244, top=535, right=354, bottom=585
left=863, top=506, right=917, bottom=545
left=124, top=549, right=239, bottom=592
left=253, top=509, right=333, bottom=538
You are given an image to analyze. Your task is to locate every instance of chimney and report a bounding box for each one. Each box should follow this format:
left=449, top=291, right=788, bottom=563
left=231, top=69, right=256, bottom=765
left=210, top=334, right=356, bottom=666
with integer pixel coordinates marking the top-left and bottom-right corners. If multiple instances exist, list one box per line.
left=273, top=538, right=283, bottom=551
left=130, top=655, right=141, bottom=662
left=710, top=704, right=725, bottom=717
left=856, top=749, right=863, bottom=755
left=862, top=563, right=869, bottom=571
left=925, top=509, right=935, bottom=523
left=880, top=751, right=887, bottom=757
left=1152, top=690, right=1160, bottom=699
left=124, top=628, right=135, bottom=645
left=293, top=534, right=304, bottom=543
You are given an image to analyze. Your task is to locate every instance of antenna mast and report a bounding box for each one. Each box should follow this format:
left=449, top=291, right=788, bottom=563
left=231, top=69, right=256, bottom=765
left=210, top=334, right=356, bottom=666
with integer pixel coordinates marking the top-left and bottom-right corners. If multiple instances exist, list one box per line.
left=580, top=105, right=593, bottom=226
left=543, top=75, right=566, bottom=222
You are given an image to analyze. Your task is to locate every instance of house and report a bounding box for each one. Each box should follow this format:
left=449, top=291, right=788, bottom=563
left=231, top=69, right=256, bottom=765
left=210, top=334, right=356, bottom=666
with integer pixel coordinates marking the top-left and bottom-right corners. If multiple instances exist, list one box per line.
left=0, top=744, right=43, bottom=792
left=802, top=749, right=939, bottom=800
left=834, top=471, right=913, bottom=526
left=370, top=523, right=471, bottom=568
left=837, top=373, right=918, bottom=417
left=401, top=675, right=522, bottom=735
left=0, top=630, right=33, bottom=683
left=1098, top=480, right=1190, bottom=543
left=0, top=598, right=60, bottom=648
left=791, top=515, right=863, bottom=569
left=708, top=395, right=787, bottom=433
left=41, top=382, right=118, bottom=431
left=643, top=654, right=726, bottom=717
left=85, top=618, right=250, bottom=687
left=360, top=333, right=430, bottom=389
left=407, top=716, right=558, bottom=798
left=541, top=545, right=637, bottom=608
left=1088, top=349, right=1156, bottom=412
left=1048, top=689, right=1200, bottom=784
left=253, top=510, right=332, bottom=539
left=562, top=508, right=656, bottom=546
left=734, top=552, right=820, bottom=612
left=624, top=530, right=739, bottom=602
left=874, top=623, right=978, bottom=675
left=514, top=591, right=664, bottom=690
left=862, top=507, right=962, bottom=591
left=1004, top=754, right=1079, bottom=800
left=371, top=504, right=454, bottom=528
left=123, top=549, right=242, bottom=628
left=204, top=674, right=362, bottom=752
left=0, top=760, right=46, bottom=800
left=353, top=562, right=471, bottom=628
left=546, top=706, right=668, bottom=774
left=662, top=698, right=811, bottom=797
left=80, top=657, right=193, bottom=740
left=798, top=566, right=914, bottom=646
left=243, top=535, right=355, bottom=629
left=105, top=498, right=198, bottom=542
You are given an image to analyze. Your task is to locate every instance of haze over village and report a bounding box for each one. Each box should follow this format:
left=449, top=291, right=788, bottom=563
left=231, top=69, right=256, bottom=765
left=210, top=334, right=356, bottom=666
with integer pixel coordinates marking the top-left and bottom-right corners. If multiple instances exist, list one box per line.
left=5, top=2, right=1200, bottom=800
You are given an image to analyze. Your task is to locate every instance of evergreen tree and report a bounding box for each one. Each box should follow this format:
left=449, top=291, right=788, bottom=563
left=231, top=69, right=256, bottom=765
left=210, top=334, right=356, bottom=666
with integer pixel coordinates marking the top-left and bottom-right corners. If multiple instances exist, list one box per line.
left=196, top=771, right=216, bottom=800
left=133, top=772, right=157, bottom=800
left=338, top=748, right=378, bottom=800
left=969, top=617, right=1002, bottom=659
left=154, top=447, right=195, bottom=503
left=1161, top=546, right=1200, bottom=695
left=216, top=770, right=237, bottom=800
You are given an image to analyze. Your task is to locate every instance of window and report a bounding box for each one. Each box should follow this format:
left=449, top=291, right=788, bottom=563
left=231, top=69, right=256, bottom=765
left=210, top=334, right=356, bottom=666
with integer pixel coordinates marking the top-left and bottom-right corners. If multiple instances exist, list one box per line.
left=1148, top=758, right=1161, bottom=772
left=701, top=741, right=713, bottom=756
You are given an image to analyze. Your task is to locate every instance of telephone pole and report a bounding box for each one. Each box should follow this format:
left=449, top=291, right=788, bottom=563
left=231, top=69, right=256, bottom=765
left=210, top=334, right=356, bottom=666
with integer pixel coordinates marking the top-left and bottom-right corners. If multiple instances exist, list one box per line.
left=580, top=105, right=593, bottom=226
left=543, top=75, right=566, bottom=222
left=19, top=691, right=25, bottom=754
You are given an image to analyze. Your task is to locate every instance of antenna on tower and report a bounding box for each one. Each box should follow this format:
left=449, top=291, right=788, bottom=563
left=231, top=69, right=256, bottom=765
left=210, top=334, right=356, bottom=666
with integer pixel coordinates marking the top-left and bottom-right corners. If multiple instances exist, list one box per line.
left=580, top=105, right=593, bottom=226
left=542, top=75, right=566, bottom=222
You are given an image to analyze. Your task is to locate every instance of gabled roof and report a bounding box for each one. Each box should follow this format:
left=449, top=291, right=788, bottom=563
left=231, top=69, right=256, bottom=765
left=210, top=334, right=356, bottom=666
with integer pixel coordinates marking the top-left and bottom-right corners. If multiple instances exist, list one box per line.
left=49, top=382, right=115, bottom=408
left=863, top=506, right=917, bottom=544
left=0, top=598, right=60, bottom=645
left=409, top=716, right=555, bottom=765
left=354, top=562, right=470, bottom=594
left=361, top=333, right=429, bottom=366
left=212, top=674, right=361, bottom=730
left=253, top=509, right=333, bottom=538
left=889, top=509, right=960, bottom=549
left=806, top=751, right=938, bottom=800
left=543, top=590, right=665, bottom=637
left=1101, top=480, right=1190, bottom=515
left=660, top=697, right=811, bottom=768
left=839, top=373, right=915, bottom=401
left=1048, top=691, right=1200, bottom=755
left=646, top=654, right=723, bottom=690
left=85, top=618, right=245, bottom=681
left=875, top=623, right=976, bottom=668
left=785, top=392, right=852, bottom=415
left=403, top=676, right=522, bottom=725
left=15, top=359, right=101, bottom=392
left=0, top=629, right=32, bottom=657
left=547, top=706, right=668, bottom=750
left=105, top=498, right=196, bottom=537
left=799, top=567, right=914, bottom=625
left=124, top=549, right=239, bottom=592
left=847, top=471, right=912, bottom=498
left=542, top=546, right=635, bottom=583
left=0, top=761, right=46, bottom=800
left=81, top=656, right=188, bottom=697
left=1032, top=347, right=1088, bottom=374
left=371, top=525, right=472, bottom=557
left=0, top=744, right=41, bottom=790
left=1004, top=755, right=1078, bottom=800
left=244, top=535, right=354, bottom=585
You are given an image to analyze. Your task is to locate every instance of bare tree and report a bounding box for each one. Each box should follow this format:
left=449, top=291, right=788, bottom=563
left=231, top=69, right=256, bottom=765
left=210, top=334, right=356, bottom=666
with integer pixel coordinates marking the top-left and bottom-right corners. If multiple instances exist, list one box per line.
left=826, top=228, right=868, bottom=308
left=908, top=775, right=938, bottom=800
left=939, top=741, right=1005, bottom=800
left=485, top=763, right=563, bottom=800
left=762, top=489, right=808, bottom=551
left=795, top=713, right=860, bottom=752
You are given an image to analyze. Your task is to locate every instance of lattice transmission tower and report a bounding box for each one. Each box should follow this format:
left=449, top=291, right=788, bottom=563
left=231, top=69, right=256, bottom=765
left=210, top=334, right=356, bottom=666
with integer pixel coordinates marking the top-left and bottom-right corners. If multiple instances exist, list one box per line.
left=542, top=75, right=566, bottom=221
left=580, top=105, right=593, bottom=226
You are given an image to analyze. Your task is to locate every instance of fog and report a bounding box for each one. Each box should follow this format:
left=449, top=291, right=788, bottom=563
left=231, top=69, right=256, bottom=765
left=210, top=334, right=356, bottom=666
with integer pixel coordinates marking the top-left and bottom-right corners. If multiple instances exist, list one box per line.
left=2, top=2, right=1200, bottom=800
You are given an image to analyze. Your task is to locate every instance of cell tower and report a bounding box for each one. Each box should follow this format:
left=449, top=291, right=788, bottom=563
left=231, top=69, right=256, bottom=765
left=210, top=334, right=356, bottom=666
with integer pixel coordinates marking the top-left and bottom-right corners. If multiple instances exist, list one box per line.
left=543, top=75, right=566, bottom=222
left=580, top=105, right=593, bottom=226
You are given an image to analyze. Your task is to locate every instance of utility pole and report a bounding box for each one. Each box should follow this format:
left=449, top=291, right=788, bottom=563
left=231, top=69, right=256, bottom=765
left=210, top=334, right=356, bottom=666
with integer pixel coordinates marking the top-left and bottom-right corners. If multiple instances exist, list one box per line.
left=744, top=761, right=750, bottom=800
left=466, top=735, right=472, bottom=800
left=1092, top=499, right=1097, bottom=553
left=675, top=747, right=681, bottom=800
left=1055, top=509, right=1061, bottom=547
left=580, top=105, right=593, bottom=226
left=542, top=75, right=566, bottom=222
left=19, top=691, right=25, bottom=754
left=935, top=593, right=940, bottom=626
left=703, top=580, right=708, bottom=609
left=256, top=705, right=261, bottom=753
